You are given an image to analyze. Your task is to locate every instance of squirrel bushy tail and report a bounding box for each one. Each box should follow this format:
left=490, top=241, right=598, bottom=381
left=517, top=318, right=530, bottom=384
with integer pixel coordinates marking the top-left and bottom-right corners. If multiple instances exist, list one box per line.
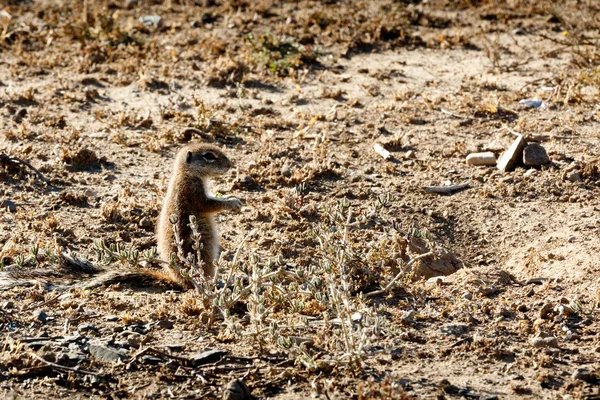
left=0, top=253, right=182, bottom=291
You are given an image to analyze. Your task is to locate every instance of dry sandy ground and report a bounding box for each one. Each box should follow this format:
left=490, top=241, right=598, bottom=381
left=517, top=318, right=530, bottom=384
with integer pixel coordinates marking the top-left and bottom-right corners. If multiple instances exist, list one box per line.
left=1, top=0, right=600, bottom=398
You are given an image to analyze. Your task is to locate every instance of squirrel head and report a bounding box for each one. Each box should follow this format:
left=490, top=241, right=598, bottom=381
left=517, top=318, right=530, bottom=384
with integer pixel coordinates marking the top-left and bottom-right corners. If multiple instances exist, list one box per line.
left=177, top=143, right=233, bottom=177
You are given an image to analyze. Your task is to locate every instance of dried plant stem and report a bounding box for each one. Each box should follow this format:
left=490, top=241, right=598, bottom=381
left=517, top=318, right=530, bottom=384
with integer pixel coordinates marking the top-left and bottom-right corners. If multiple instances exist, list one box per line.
left=29, top=351, right=106, bottom=378
left=365, top=251, right=435, bottom=298
left=2, top=155, right=53, bottom=187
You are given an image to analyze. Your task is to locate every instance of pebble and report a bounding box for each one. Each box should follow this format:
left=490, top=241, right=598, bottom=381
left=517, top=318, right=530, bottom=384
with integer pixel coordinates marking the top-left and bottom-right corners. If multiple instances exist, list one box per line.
left=222, top=379, right=252, bottom=400
left=126, top=332, right=144, bottom=348
left=77, top=323, right=99, bottom=333
left=466, top=152, right=496, bottom=166
left=519, top=99, right=546, bottom=109
left=34, top=310, right=48, bottom=324
left=462, top=291, right=473, bottom=300
left=281, top=166, right=292, bottom=178
left=0, top=199, right=16, bottom=212
left=402, top=310, right=416, bottom=322
left=139, top=15, right=162, bottom=27
left=571, top=367, right=593, bottom=382
left=3, top=300, right=14, bottom=309
left=390, top=348, right=403, bottom=360
left=141, top=355, right=162, bottom=365
left=566, top=172, right=582, bottom=182
left=497, top=135, right=526, bottom=172
left=523, top=143, right=550, bottom=167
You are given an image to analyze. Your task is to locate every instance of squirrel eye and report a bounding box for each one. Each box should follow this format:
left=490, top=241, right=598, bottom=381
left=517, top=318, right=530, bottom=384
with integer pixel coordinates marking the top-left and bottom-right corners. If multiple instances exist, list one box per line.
left=202, top=152, right=217, bottom=162
left=186, top=151, right=193, bottom=163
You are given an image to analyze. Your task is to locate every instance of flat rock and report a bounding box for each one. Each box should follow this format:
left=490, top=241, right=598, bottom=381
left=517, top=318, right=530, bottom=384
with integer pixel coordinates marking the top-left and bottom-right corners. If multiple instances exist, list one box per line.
left=523, top=143, right=549, bottom=167
left=190, top=349, right=227, bottom=367
left=223, top=379, right=252, bottom=400
left=88, top=344, right=125, bottom=363
left=497, top=135, right=526, bottom=172
left=466, top=152, right=496, bottom=166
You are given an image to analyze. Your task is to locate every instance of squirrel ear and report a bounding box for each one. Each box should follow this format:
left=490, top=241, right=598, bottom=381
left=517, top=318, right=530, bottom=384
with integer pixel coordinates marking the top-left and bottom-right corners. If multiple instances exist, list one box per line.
left=186, top=151, right=192, bottom=163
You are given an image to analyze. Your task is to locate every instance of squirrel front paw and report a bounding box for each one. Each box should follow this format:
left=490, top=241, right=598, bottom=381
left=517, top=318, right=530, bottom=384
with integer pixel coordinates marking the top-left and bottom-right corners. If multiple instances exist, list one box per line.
left=225, top=196, right=243, bottom=212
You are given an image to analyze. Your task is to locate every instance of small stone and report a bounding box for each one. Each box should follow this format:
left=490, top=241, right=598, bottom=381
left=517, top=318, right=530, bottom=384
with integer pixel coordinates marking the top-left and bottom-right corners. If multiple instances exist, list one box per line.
left=13, top=108, right=27, bottom=123
left=139, top=217, right=152, bottom=229
left=523, top=169, right=537, bottom=178
left=523, top=143, right=549, bottom=167
left=517, top=304, right=528, bottom=312
left=497, top=135, right=527, bottom=172
left=222, top=379, right=252, bottom=400
left=281, top=166, right=292, bottom=178
left=571, top=368, right=593, bottom=382
left=402, top=310, right=416, bottom=322
left=34, top=310, right=47, bottom=324
left=139, top=15, right=162, bottom=27
left=566, top=172, right=582, bottom=182
left=519, top=99, right=546, bottom=109
left=3, top=300, right=14, bottom=309
left=0, top=200, right=16, bottom=212
left=104, top=315, right=119, bottom=322
left=88, top=344, right=124, bottom=363
left=390, top=348, right=403, bottom=360
left=466, top=152, right=496, bottom=166
left=462, top=291, right=473, bottom=301
left=127, top=332, right=143, bottom=348
left=141, top=355, right=162, bottom=365
left=77, top=323, right=98, bottom=333
left=539, top=303, right=555, bottom=319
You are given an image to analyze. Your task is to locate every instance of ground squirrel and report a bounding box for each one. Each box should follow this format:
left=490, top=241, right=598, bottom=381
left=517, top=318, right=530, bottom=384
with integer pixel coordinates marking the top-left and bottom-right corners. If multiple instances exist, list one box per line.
left=157, top=143, right=242, bottom=287
left=0, top=143, right=241, bottom=291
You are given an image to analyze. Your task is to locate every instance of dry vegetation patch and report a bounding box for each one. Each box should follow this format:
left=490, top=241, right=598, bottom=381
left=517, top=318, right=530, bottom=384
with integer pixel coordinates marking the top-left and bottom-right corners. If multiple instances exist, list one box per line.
left=1, top=0, right=600, bottom=398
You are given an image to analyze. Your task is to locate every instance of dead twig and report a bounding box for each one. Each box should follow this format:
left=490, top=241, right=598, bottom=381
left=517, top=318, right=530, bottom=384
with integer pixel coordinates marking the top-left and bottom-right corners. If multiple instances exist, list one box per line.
left=424, top=181, right=470, bottom=194
left=130, top=346, right=191, bottom=366
left=22, top=293, right=62, bottom=312
left=0, top=154, right=54, bottom=187
left=29, top=351, right=107, bottom=378
left=365, top=252, right=435, bottom=297
left=440, top=108, right=496, bottom=121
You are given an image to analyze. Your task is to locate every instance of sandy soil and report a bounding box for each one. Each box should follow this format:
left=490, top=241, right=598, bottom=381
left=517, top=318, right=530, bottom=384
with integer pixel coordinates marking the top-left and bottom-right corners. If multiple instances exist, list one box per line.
left=1, top=0, right=600, bottom=398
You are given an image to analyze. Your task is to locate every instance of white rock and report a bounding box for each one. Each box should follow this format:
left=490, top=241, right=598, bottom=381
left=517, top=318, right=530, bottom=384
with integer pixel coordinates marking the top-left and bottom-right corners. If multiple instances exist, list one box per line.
left=466, top=152, right=496, bottom=166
